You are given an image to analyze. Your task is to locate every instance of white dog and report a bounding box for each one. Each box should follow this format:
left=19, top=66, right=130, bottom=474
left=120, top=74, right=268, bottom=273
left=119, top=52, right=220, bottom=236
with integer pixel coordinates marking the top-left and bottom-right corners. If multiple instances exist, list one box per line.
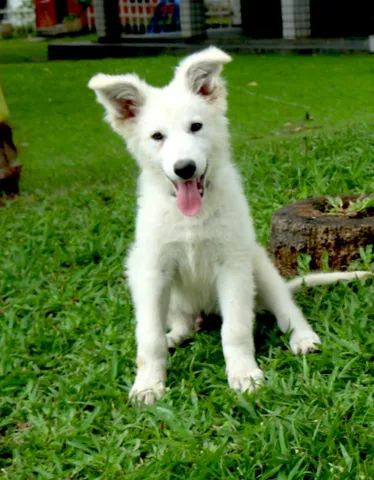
left=89, top=47, right=370, bottom=404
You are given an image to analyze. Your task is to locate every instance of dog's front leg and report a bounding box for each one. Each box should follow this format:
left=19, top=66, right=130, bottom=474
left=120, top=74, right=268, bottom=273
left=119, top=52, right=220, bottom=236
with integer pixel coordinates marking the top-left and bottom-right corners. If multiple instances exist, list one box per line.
left=128, top=264, right=170, bottom=405
left=217, top=263, right=264, bottom=393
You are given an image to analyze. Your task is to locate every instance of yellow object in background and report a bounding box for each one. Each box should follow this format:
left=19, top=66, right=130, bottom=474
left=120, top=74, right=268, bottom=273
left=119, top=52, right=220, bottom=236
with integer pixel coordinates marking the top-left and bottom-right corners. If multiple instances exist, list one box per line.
left=0, top=85, right=10, bottom=122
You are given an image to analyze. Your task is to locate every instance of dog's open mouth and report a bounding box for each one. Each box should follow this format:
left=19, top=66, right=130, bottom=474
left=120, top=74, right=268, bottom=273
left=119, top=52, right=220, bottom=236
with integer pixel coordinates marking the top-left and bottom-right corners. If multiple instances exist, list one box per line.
left=175, top=175, right=204, bottom=217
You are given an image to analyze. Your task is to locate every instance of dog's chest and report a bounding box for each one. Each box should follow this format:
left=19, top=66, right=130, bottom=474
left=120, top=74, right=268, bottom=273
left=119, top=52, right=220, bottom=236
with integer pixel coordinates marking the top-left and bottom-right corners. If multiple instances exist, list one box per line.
left=165, top=234, right=223, bottom=314
left=162, top=206, right=233, bottom=277
left=176, top=237, right=220, bottom=281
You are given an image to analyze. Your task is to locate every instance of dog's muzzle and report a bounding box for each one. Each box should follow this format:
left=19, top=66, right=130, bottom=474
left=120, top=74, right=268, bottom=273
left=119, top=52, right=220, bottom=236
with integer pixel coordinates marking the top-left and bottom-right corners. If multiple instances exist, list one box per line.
left=174, top=159, right=197, bottom=180
left=168, top=160, right=205, bottom=217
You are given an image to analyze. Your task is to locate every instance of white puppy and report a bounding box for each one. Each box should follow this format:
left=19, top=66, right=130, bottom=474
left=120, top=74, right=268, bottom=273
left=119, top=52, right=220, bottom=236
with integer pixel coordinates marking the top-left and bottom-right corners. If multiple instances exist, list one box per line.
left=89, top=47, right=370, bottom=404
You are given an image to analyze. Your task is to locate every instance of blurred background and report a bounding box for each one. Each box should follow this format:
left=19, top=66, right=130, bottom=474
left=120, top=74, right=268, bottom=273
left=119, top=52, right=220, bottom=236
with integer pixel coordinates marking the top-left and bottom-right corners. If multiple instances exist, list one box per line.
left=0, top=1, right=373, bottom=43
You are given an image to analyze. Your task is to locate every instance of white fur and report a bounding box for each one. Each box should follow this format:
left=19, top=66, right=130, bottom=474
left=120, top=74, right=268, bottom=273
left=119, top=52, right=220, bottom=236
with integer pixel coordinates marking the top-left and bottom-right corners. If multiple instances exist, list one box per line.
left=89, top=47, right=372, bottom=404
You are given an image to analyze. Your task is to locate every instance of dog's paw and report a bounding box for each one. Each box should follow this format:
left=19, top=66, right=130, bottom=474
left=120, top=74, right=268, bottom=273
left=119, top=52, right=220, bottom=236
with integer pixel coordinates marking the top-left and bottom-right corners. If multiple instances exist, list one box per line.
left=166, top=325, right=195, bottom=349
left=166, top=331, right=182, bottom=349
left=228, top=368, right=264, bottom=393
left=290, top=330, right=321, bottom=355
left=129, top=380, right=165, bottom=405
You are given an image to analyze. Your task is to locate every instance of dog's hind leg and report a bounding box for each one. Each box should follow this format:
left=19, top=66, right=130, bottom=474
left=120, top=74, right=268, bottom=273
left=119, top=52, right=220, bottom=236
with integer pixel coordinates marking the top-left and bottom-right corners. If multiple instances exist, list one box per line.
left=252, top=245, right=321, bottom=354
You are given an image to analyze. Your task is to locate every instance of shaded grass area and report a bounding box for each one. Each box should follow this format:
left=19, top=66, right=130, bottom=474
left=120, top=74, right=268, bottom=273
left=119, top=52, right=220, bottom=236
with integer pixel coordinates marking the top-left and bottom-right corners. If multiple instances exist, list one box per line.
left=0, top=35, right=96, bottom=63
left=0, top=37, right=48, bottom=63
left=0, top=53, right=373, bottom=478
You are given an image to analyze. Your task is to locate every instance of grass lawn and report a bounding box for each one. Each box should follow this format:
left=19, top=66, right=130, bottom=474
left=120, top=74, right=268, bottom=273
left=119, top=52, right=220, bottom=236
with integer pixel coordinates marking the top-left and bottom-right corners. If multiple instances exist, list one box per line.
left=0, top=37, right=47, bottom=63
left=0, top=46, right=373, bottom=478
left=0, top=35, right=96, bottom=63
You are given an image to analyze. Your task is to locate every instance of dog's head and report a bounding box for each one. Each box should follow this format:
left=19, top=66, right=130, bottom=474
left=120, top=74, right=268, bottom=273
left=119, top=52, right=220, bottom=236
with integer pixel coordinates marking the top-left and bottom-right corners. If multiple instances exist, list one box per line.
left=89, top=47, right=231, bottom=216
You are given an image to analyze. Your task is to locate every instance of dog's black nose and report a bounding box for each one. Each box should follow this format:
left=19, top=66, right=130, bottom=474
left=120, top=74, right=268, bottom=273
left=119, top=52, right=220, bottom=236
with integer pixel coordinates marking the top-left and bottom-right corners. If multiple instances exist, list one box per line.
left=174, top=160, right=196, bottom=180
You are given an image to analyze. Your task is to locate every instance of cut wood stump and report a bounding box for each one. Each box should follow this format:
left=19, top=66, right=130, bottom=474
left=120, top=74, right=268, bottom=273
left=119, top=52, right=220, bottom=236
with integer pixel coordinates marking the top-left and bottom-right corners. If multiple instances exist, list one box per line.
left=269, top=195, right=374, bottom=276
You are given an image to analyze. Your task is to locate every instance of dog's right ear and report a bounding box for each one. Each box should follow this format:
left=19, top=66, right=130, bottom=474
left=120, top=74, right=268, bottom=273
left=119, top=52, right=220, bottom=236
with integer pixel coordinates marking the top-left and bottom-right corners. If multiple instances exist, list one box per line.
left=88, top=73, right=147, bottom=121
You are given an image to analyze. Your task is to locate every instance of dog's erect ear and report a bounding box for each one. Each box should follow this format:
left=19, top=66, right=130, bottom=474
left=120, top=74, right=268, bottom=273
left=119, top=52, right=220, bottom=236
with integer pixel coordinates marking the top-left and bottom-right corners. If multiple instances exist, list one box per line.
left=174, top=47, right=231, bottom=100
left=88, top=73, right=147, bottom=121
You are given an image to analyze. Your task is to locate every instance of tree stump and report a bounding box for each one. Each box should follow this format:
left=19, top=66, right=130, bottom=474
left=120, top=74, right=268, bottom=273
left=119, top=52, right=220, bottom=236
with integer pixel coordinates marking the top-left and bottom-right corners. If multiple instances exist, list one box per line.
left=269, top=195, right=374, bottom=276
left=0, top=122, right=21, bottom=196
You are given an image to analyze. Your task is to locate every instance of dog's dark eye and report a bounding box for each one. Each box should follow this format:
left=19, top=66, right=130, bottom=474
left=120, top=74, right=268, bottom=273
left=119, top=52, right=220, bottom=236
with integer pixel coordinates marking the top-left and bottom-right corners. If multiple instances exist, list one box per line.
left=190, top=122, right=203, bottom=133
left=151, top=132, right=164, bottom=141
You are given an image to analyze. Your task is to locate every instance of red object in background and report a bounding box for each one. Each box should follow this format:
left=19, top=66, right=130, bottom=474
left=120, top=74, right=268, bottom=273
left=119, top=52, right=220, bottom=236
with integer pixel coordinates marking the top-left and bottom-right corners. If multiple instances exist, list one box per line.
left=67, top=0, right=88, bottom=27
left=34, top=0, right=88, bottom=29
left=34, top=0, right=57, bottom=28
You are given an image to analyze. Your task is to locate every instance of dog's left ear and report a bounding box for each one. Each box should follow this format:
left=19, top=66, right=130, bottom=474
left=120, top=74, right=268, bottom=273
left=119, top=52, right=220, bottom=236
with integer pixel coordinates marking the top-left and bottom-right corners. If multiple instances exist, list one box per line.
left=174, top=47, right=231, bottom=103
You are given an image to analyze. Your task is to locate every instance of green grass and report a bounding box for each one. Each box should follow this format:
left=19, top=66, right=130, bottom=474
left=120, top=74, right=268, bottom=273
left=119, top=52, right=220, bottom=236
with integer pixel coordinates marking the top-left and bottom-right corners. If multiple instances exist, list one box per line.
left=0, top=51, right=373, bottom=478
left=0, top=37, right=48, bottom=63
left=0, top=35, right=97, bottom=63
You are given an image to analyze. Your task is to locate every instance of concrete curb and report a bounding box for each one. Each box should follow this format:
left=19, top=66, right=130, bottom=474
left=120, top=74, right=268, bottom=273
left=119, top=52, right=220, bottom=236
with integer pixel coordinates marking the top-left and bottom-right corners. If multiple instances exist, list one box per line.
left=48, top=37, right=370, bottom=60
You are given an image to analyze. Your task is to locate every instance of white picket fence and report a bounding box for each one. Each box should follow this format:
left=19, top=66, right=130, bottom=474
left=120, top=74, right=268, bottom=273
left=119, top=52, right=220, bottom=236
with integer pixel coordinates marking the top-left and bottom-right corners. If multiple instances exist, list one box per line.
left=0, top=1, right=241, bottom=36
left=87, top=0, right=242, bottom=33
left=0, top=6, right=35, bottom=32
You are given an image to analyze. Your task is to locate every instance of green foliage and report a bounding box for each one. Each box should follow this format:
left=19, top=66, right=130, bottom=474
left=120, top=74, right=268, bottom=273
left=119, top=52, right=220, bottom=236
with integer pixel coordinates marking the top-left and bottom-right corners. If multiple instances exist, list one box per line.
left=77, top=0, right=93, bottom=8
left=0, top=52, right=373, bottom=478
left=326, top=195, right=374, bottom=216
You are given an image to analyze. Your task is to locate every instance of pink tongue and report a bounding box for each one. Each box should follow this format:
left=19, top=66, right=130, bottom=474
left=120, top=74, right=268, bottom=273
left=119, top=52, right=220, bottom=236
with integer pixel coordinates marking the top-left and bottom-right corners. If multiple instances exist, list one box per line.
left=176, top=179, right=202, bottom=216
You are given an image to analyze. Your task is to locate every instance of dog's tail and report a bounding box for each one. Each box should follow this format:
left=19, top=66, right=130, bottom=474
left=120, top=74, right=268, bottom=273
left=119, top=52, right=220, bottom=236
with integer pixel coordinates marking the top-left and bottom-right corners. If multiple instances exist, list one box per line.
left=287, top=271, right=372, bottom=293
